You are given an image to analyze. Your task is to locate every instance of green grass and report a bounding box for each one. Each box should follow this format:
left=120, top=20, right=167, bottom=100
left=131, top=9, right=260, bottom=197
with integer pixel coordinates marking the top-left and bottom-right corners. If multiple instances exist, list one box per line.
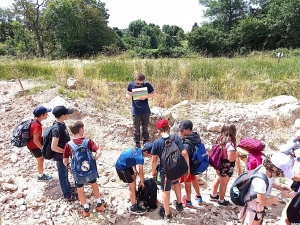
left=2, top=55, right=300, bottom=107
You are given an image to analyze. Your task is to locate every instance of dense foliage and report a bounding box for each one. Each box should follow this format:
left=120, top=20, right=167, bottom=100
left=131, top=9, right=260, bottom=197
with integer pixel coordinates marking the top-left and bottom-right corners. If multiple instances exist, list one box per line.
left=0, top=0, right=299, bottom=58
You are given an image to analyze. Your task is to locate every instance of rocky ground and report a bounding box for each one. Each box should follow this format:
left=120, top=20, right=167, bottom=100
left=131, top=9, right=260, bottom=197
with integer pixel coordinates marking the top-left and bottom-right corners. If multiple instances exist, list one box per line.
left=1, top=79, right=300, bottom=225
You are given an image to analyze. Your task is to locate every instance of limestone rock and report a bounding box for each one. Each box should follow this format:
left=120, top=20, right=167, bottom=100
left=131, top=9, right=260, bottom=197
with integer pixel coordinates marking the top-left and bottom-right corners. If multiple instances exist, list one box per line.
left=2, top=183, right=18, bottom=191
left=66, top=78, right=78, bottom=89
left=207, top=122, right=222, bottom=132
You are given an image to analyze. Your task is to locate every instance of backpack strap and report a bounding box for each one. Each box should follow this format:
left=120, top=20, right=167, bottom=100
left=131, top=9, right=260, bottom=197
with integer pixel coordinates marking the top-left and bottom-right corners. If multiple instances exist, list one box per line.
left=81, top=138, right=90, bottom=149
left=183, top=139, right=196, bottom=156
left=68, top=140, right=78, bottom=152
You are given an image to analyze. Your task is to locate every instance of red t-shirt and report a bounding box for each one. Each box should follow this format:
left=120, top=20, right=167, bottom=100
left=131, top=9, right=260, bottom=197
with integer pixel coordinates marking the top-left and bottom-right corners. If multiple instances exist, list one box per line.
left=26, top=118, right=42, bottom=150
left=63, top=138, right=98, bottom=158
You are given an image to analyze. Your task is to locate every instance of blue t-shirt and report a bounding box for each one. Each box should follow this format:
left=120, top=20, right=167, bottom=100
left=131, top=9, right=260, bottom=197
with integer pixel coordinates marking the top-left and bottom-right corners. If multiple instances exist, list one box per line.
left=127, top=81, right=154, bottom=115
left=115, top=147, right=144, bottom=170
left=151, top=135, right=185, bottom=170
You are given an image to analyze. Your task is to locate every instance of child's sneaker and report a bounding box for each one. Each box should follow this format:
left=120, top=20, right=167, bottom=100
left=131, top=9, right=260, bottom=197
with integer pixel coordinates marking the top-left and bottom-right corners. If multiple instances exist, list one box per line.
left=37, top=174, right=52, bottom=181
left=217, top=199, right=230, bottom=206
left=164, top=214, right=172, bottom=222
left=194, top=195, right=203, bottom=205
left=209, top=194, right=219, bottom=201
left=129, top=204, right=146, bottom=215
left=182, top=195, right=193, bottom=208
left=172, top=200, right=183, bottom=212
left=83, top=207, right=90, bottom=217
left=96, top=200, right=105, bottom=212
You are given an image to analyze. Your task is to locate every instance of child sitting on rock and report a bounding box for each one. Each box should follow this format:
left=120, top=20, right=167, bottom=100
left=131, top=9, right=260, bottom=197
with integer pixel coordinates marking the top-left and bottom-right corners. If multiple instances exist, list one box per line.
left=63, top=121, right=104, bottom=217
left=115, top=142, right=152, bottom=215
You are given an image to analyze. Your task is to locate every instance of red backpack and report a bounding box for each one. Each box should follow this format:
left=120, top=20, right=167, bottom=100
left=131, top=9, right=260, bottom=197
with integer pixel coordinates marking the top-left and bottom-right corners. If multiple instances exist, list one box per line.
left=238, top=138, right=265, bottom=171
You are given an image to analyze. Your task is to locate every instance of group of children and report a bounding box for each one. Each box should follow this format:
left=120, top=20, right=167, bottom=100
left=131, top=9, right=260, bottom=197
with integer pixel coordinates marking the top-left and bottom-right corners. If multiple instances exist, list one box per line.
left=26, top=105, right=300, bottom=224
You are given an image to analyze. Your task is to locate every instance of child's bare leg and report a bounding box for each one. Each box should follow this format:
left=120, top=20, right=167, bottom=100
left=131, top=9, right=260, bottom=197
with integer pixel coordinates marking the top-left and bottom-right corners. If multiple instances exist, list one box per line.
left=129, top=180, right=136, bottom=204
left=184, top=181, right=192, bottom=201
left=77, top=187, right=86, bottom=204
left=91, top=182, right=100, bottom=198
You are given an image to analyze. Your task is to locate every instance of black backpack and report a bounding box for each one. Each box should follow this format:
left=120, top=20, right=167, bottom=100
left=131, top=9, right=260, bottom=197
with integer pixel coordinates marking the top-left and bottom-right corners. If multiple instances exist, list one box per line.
left=11, top=119, right=37, bottom=147
left=161, top=134, right=188, bottom=181
left=42, top=124, right=60, bottom=160
left=287, top=192, right=300, bottom=223
left=136, top=178, right=158, bottom=211
left=230, top=166, right=269, bottom=206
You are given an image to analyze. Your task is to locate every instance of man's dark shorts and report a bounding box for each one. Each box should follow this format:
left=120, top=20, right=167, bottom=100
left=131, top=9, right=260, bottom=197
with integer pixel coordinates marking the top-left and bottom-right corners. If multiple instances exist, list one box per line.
left=29, top=148, right=43, bottom=158
left=160, top=170, right=179, bottom=191
left=75, top=178, right=97, bottom=188
left=116, top=167, right=134, bottom=183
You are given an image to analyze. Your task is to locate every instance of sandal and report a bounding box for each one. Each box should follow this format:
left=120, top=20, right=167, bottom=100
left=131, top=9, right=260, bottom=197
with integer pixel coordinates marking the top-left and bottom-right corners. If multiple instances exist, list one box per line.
left=65, top=193, right=78, bottom=201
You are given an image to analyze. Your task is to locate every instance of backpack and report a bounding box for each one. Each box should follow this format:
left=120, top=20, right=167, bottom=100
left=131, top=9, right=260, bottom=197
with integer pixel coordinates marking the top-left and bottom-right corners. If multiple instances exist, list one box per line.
left=11, top=119, right=36, bottom=147
left=161, top=134, right=188, bottom=181
left=136, top=178, right=158, bottom=211
left=247, top=151, right=264, bottom=171
left=42, top=124, right=60, bottom=160
left=286, top=192, right=300, bottom=223
left=238, top=138, right=265, bottom=153
left=69, top=138, right=98, bottom=185
left=230, top=166, right=269, bottom=206
left=209, top=143, right=226, bottom=170
left=184, top=139, right=209, bottom=175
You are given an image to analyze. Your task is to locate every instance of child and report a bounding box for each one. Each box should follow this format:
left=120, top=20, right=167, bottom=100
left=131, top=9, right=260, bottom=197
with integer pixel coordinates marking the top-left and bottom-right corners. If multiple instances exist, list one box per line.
left=27, top=106, right=52, bottom=180
left=176, top=120, right=204, bottom=207
left=151, top=119, right=189, bottom=222
left=51, top=105, right=76, bottom=201
left=63, top=121, right=104, bottom=217
left=210, top=123, right=240, bottom=206
left=115, top=142, right=153, bottom=215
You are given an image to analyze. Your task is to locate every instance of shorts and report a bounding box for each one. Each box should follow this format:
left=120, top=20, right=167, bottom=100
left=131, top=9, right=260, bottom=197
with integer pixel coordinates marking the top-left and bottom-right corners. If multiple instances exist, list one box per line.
left=29, top=148, right=43, bottom=158
left=219, top=157, right=235, bottom=177
left=75, top=178, right=97, bottom=188
left=180, top=174, right=196, bottom=183
left=116, top=167, right=134, bottom=183
left=160, top=170, right=179, bottom=191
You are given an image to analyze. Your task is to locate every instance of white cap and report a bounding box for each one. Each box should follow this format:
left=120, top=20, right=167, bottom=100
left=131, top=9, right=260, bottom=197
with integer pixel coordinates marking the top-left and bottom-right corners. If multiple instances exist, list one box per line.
left=271, top=153, right=294, bottom=179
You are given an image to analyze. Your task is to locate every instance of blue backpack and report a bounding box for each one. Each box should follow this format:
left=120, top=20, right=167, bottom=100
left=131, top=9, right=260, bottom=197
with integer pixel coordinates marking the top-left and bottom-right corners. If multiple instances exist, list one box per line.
left=184, top=140, right=209, bottom=175
left=69, top=138, right=98, bottom=185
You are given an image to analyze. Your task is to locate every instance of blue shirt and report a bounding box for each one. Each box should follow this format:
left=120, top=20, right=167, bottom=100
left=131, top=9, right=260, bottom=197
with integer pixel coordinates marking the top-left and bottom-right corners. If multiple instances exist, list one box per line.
left=127, top=81, right=154, bottom=115
left=115, top=147, right=144, bottom=170
left=151, top=135, right=185, bottom=169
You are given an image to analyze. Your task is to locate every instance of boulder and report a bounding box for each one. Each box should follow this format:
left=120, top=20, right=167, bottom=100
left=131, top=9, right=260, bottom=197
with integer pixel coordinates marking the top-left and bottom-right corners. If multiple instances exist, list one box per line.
left=207, top=122, right=222, bottom=132
left=259, top=95, right=298, bottom=109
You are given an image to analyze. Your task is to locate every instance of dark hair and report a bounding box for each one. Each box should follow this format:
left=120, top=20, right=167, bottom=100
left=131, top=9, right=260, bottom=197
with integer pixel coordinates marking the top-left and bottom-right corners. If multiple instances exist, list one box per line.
left=134, top=72, right=145, bottom=81
left=218, top=123, right=237, bottom=148
left=69, top=121, right=84, bottom=135
left=158, top=127, right=169, bottom=132
left=263, top=155, right=284, bottom=177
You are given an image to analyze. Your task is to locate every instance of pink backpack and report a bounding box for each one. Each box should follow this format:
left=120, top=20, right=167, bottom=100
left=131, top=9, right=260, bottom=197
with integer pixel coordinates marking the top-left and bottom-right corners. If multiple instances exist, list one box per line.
left=209, top=143, right=227, bottom=170
left=247, top=151, right=264, bottom=171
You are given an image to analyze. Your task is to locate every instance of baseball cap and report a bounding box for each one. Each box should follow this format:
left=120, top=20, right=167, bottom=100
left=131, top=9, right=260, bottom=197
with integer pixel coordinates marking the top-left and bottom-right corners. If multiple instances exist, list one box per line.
left=271, top=153, right=294, bottom=179
left=33, top=106, right=52, bottom=117
left=176, top=120, right=193, bottom=131
left=52, top=105, right=74, bottom=118
left=157, top=119, right=169, bottom=129
left=143, top=142, right=153, bottom=153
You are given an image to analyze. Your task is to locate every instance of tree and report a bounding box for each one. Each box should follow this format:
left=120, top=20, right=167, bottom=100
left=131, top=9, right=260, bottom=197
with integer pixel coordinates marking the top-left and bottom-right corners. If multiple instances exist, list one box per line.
left=191, top=22, right=199, bottom=31
left=0, top=8, right=15, bottom=43
left=45, top=0, right=116, bottom=56
left=128, top=20, right=147, bottom=38
left=13, top=0, right=47, bottom=57
left=199, top=0, right=246, bottom=31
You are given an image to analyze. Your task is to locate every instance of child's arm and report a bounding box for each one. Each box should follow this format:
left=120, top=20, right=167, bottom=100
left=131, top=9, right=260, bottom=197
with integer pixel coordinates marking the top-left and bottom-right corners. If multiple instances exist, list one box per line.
left=51, top=137, right=64, bottom=153
left=32, top=133, right=42, bottom=149
left=63, top=158, right=69, bottom=167
left=235, top=152, right=242, bottom=176
left=95, top=149, right=102, bottom=160
left=151, top=155, right=158, bottom=177
left=138, top=164, right=145, bottom=188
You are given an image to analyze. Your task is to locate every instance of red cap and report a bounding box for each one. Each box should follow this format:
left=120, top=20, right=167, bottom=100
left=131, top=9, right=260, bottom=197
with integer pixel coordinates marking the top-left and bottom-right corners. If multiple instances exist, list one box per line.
left=157, top=119, right=169, bottom=129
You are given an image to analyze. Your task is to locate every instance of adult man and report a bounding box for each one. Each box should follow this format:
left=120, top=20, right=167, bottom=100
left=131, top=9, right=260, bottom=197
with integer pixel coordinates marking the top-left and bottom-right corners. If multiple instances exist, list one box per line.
left=151, top=119, right=189, bottom=222
left=126, top=72, right=156, bottom=147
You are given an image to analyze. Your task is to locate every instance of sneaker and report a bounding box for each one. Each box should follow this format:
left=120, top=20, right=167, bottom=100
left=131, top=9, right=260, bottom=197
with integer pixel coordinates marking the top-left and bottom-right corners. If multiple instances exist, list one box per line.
left=217, top=199, right=230, bottom=206
left=164, top=214, right=172, bottom=222
left=37, top=174, right=52, bottom=181
left=159, top=206, right=165, bottom=218
left=209, top=194, right=219, bottom=201
left=96, top=200, right=104, bottom=212
left=194, top=195, right=203, bottom=205
left=182, top=195, right=193, bottom=208
left=65, top=193, right=78, bottom=202
left=83, top=207, right=90, bottom=217
left=129, top=204, right=146, bottom=215
left=172, top=200, right=183, bottom=212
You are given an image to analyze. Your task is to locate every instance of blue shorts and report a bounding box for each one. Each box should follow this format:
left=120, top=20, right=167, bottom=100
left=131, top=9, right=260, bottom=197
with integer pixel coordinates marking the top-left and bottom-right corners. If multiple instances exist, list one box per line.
left=160, top=170, right=179, bottom=191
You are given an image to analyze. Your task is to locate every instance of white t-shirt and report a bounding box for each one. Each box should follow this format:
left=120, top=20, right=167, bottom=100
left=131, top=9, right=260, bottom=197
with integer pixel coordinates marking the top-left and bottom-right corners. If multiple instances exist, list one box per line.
left=249, top=167, right=274, bottom=197
left=226, top=142, right=235, bottom=151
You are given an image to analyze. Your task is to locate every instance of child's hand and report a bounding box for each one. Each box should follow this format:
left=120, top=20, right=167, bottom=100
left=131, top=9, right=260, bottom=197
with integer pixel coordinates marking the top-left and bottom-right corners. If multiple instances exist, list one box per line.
left=139, top=182, right=145, bottom=189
